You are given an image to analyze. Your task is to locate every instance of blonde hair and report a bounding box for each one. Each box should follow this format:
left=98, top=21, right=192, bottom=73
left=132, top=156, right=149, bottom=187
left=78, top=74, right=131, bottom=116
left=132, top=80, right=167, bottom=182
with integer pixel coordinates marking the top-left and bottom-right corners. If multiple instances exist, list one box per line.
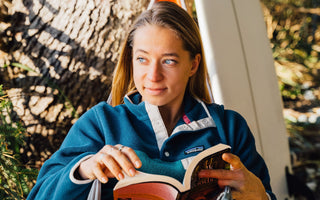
left=111, top=1, right=212, bottom=106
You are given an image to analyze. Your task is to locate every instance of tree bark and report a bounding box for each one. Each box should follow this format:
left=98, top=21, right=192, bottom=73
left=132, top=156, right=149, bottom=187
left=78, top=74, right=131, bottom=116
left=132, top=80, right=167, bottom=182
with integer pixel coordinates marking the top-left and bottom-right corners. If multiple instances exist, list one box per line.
left=0, top=0, right=149, bottom=168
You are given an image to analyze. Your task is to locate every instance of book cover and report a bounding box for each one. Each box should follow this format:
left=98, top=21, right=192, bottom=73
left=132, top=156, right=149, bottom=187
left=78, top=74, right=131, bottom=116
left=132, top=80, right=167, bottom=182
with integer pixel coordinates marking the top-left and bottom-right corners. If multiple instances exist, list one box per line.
left=113, top=143, right=231, bottom=200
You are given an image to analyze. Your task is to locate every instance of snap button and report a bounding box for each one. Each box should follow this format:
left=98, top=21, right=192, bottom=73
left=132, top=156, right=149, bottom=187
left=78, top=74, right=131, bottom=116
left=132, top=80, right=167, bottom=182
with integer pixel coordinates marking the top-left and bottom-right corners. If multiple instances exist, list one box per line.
left=164, top=151, right=170, bottom=157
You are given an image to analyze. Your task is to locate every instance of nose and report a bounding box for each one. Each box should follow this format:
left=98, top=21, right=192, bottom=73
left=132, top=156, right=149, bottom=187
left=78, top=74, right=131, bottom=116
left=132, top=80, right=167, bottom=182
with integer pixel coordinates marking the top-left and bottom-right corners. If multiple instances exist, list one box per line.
left=146, top=61, right=163, bottom=82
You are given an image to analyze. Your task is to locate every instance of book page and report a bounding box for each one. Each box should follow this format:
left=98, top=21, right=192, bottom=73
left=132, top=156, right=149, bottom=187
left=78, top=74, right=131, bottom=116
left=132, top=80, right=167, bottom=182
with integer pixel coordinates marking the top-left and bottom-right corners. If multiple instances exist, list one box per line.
left=114, top=171, right=185, bottom=191
left=180, top=144, right=231, bottom=199
left=113, top=144, right=231, bottom=200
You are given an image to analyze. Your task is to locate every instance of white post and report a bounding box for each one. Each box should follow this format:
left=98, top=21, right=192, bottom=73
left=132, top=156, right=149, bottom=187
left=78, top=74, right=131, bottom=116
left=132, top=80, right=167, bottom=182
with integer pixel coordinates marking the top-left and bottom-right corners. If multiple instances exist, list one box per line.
left=195, top=0, right=292, bottom=199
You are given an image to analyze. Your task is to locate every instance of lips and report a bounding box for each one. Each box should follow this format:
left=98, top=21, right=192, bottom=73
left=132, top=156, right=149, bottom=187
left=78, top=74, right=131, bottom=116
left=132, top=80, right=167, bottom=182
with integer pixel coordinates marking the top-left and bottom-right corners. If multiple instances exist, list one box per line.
left=144, top=87, right=167, bottom=95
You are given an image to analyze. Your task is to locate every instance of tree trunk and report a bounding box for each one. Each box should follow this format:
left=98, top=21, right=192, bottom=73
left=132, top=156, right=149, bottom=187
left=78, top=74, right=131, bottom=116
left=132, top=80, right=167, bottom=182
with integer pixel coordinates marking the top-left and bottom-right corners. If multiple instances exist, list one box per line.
left=0, top=0, right=149, bottom=168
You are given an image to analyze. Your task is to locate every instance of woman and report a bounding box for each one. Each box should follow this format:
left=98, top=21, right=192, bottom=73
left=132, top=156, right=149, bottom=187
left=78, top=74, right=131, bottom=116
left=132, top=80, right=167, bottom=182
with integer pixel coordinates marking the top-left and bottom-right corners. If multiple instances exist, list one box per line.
left=28, top=2, right=276, bottom=200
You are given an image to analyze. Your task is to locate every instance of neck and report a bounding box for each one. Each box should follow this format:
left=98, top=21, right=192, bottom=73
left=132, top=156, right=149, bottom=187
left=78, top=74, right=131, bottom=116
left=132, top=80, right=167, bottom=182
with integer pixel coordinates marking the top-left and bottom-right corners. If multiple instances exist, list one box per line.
left=158, top=103, right=184, bottom=136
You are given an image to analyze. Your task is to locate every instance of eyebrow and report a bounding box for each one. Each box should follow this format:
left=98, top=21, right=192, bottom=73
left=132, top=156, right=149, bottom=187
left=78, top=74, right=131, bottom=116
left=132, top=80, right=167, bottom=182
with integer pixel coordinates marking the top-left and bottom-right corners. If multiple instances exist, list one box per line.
left=134, top=49, right=180, bottom=58
left=163, top=53, right=180, bottom=58
left=134, top=49, right=148, bottom=54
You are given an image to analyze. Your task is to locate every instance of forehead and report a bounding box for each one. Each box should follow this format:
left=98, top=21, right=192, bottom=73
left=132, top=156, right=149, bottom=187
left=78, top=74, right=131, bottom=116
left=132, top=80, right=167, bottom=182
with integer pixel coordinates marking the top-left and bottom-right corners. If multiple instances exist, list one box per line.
left=132, top=25, right=185, bottom=52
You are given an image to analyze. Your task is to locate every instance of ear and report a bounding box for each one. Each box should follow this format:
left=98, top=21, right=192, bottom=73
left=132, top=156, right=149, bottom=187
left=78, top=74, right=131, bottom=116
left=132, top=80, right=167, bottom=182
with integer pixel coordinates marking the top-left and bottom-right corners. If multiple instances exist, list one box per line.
left=189, top=53, right=201, bottom=77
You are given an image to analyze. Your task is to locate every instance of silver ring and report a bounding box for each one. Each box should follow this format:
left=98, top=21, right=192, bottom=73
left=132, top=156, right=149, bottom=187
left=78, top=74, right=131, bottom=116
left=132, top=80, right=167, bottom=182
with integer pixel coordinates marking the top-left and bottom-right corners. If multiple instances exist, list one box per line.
left=118, top=145, right=125, bottom=152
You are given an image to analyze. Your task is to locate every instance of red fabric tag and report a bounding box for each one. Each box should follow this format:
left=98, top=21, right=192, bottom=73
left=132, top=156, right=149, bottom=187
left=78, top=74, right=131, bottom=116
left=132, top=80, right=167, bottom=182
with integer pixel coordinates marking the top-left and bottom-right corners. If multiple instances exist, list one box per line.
left=182, top=113, right=191, bottom=124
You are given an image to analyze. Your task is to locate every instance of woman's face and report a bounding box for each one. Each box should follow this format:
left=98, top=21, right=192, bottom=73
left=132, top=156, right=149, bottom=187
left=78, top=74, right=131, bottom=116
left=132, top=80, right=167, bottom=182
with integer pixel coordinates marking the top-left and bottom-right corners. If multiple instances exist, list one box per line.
left=132, top=25, right=200, bottom=109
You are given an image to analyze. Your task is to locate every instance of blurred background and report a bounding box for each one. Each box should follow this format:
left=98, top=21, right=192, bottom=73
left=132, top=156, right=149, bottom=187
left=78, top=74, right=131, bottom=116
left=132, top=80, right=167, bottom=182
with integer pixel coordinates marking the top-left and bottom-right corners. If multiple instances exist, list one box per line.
left=0, top=0, right=319, bottom=199
left=261, top=0, right=320, bottom=199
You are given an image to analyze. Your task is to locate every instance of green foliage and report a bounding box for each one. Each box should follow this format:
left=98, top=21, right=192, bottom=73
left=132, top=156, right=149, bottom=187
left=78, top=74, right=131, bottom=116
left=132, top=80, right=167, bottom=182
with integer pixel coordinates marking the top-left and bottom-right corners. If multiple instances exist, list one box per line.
left=0, top=85, right=38, bottom=199
left=262, top=0, right=320, bottom=101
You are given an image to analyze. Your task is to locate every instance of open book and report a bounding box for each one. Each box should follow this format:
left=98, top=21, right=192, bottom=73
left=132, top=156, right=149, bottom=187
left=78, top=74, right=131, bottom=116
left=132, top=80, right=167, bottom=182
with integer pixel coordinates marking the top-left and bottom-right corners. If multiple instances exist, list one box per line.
left=113, top=143, right=231, bottom=200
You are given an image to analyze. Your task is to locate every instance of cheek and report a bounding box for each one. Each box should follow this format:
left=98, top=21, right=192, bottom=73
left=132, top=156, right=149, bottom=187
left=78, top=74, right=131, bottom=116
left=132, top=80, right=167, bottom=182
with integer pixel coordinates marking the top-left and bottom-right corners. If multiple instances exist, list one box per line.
left=179, top=70, right=192, bottom=83
left=133, top=68, right=143, bottom=88
left=169, top=73, right=189, bottom=90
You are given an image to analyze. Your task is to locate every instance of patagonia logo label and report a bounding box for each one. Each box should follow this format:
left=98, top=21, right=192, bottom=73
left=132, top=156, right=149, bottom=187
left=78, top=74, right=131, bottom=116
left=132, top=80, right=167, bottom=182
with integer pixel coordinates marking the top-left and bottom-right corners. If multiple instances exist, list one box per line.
left=184, top=146, right=204, bottom=155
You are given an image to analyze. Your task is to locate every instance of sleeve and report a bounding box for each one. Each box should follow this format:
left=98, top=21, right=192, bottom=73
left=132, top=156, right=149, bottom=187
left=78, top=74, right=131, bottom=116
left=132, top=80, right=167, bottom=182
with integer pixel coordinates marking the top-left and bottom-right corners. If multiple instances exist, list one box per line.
left=27, top=103, right=112, bottom=200
left=223, top=110, right=277, bottom=200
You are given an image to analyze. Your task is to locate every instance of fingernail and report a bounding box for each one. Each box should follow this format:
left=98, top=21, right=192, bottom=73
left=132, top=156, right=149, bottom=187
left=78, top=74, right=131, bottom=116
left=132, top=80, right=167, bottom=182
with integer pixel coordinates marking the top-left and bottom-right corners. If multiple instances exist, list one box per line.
left=129, top=169, right=135, bottom=176
left=101, top=177, right=107, bottom=183
left=118, top=173, right=124, bottom=180
left=135, top=161, right=141, bottom=168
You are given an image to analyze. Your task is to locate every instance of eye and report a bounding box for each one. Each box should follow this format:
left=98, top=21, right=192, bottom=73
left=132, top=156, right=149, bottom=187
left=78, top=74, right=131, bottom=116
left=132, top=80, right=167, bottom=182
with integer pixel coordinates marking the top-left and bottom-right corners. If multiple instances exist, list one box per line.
left=163, top=59, right=177, bottom=65
left=137, top=57, right=146, bottom=63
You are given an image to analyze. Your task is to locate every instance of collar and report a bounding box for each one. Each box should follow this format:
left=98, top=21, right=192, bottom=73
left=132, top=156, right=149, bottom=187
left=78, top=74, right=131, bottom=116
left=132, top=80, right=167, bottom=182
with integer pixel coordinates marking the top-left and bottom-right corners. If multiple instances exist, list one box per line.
left=123, top=91, right=149, bottom=121
left=124, top=91, right=216, bottom=150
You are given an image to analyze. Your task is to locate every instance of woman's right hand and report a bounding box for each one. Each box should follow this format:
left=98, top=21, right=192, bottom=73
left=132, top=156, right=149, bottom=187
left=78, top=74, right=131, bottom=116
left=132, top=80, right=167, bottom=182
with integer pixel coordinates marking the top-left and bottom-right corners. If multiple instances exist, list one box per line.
left=78, top=144, right=142, bottom=183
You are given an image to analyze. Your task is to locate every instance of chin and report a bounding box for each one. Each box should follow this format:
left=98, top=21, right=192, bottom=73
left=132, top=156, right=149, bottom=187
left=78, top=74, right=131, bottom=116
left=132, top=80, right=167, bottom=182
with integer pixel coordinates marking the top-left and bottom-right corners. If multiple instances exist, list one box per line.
left=143, top=97, right=167, bottom=106
left=146, top=100, right=165, bottom=106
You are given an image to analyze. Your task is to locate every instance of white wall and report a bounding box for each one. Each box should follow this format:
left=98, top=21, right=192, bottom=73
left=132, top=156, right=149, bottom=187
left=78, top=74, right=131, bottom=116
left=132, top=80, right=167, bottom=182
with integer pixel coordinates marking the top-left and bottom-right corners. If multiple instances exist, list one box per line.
left=195, top=0, right=292, bottom=199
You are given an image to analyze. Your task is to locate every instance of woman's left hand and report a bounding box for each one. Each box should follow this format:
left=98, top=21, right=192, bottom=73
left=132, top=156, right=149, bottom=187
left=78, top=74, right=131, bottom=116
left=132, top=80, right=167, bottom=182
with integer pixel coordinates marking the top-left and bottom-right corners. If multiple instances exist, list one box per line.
left=198, top=153, right=269, bottom=200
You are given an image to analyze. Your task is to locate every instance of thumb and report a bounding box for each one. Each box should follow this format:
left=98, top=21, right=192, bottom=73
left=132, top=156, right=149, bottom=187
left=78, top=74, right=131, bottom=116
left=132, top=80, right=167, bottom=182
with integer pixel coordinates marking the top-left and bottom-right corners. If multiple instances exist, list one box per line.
left=222, top=153, right=244, bottom=170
